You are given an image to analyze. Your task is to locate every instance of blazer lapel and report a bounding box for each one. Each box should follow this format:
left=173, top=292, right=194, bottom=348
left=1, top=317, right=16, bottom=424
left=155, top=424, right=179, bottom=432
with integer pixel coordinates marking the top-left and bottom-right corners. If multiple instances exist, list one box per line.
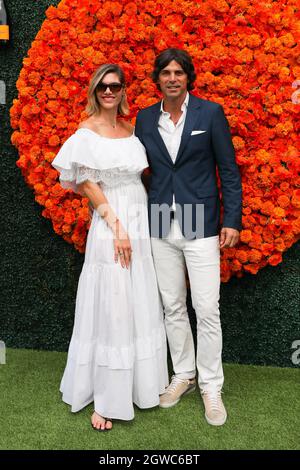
left=151, top=102, right=175, bottom=167
left=150, top=94, right=202, bottom=166
left=175, top=94, right=202, bottom=164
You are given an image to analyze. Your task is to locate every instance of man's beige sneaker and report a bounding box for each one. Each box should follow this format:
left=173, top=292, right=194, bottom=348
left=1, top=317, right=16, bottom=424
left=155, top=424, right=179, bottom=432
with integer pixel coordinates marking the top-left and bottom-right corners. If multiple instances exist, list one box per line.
left=201, top=390, right=227, bottom=426
left=159, top=375, right=196, bottom=408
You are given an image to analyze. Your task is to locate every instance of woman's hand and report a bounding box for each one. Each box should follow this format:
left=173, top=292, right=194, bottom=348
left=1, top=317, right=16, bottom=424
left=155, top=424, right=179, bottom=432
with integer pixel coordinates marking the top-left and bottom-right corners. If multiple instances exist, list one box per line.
left=77, top=184, right=133, bottom=268
left=113, top=226, right=132, bottom=269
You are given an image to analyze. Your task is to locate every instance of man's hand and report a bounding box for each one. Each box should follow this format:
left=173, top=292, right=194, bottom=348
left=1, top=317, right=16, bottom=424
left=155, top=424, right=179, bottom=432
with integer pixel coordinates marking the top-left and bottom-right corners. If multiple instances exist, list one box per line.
left=219, top=227, right=240, bottom=249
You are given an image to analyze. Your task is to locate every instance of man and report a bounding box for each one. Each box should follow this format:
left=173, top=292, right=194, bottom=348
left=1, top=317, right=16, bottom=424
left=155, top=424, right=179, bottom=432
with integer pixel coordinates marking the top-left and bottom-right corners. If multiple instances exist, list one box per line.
left=135, top=48, right=242, bottom=426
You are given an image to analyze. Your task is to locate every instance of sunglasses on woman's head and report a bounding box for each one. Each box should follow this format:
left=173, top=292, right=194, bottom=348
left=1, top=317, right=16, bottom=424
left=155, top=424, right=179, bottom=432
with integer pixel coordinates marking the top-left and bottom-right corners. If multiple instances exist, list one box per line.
left=96, top=82, right=123, bottom=93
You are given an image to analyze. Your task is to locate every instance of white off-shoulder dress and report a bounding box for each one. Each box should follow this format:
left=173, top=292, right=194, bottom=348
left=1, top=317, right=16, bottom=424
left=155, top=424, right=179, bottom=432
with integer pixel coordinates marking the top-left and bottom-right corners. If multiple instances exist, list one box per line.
left=51, top=128, right=169, bottom=420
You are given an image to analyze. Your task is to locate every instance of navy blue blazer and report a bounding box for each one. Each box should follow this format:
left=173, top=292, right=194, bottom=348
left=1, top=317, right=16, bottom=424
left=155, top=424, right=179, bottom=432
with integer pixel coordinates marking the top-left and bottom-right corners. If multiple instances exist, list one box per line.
left=135, top=93, right=242, bottom=239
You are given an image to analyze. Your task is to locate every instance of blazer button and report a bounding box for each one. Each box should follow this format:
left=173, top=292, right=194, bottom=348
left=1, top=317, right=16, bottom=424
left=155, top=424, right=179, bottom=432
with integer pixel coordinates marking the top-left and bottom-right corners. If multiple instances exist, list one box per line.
left=173, top=167, right=176, bottom=172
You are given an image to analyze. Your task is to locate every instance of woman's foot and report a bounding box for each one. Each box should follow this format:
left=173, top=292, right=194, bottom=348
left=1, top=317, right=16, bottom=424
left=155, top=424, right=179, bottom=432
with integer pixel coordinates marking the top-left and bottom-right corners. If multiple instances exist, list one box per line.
left=91, top=411, right=113, bottom=431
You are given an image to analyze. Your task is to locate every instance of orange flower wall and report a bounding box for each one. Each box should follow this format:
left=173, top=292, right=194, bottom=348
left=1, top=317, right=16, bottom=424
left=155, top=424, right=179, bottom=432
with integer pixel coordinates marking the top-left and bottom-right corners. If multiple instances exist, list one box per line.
left=10, top=0, right=300, bottom=282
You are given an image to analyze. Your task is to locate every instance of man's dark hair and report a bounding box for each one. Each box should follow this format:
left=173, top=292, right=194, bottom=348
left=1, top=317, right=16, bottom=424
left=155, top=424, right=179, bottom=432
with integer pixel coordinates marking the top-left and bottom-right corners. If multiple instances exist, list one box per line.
left=152, top=48, right=196, bottom=91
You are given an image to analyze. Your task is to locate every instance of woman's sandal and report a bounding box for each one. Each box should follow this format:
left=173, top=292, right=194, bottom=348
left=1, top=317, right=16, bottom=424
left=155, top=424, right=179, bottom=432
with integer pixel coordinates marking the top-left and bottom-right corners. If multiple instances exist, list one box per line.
left=91, top=412, right=113, bottom=432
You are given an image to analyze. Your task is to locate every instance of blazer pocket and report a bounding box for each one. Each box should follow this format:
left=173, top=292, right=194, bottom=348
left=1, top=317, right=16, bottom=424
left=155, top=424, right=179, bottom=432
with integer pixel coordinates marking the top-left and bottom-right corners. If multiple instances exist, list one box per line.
left=191, top=130, right=207, bottom=136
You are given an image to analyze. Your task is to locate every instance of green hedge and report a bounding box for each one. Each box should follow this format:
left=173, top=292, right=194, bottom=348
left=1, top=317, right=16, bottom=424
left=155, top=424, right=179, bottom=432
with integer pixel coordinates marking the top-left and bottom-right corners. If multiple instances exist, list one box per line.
left=0, top=0, right=299, bottom=367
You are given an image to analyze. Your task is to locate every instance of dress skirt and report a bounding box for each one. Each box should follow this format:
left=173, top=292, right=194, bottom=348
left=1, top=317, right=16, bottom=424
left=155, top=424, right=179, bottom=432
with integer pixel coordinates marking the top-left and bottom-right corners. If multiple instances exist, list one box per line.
left=60, top=176, right=169, bottom=420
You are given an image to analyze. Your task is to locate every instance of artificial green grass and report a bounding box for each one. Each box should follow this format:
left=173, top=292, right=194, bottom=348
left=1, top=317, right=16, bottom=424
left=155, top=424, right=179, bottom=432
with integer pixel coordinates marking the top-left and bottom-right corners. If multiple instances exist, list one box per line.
left=0, top=348, right=299, bottom=450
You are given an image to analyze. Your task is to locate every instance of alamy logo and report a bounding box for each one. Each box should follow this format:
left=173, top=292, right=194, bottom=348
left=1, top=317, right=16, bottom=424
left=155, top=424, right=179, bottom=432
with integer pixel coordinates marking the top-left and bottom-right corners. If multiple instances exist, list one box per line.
left=0, top=80, right=6, bottom=105
left=0, top=340, right=6, bottom=364
left=291, top=340, right=300, bottom=365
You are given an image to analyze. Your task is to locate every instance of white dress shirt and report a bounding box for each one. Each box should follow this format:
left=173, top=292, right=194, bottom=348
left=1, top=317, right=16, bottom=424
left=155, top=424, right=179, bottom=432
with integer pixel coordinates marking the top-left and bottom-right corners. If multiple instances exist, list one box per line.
left=158, top=92, right=189, bottom=211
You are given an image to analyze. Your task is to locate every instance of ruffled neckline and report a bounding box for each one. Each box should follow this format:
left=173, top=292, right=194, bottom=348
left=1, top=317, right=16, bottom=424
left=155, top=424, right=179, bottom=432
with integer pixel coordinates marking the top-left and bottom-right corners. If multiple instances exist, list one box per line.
left=52, top=125, right=148, bottom=176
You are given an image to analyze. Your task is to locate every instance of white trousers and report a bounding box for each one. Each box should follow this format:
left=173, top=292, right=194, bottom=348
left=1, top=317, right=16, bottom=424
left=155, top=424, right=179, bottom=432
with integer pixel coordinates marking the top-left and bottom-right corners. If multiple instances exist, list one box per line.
left=151, top=218, right=224, bottom=392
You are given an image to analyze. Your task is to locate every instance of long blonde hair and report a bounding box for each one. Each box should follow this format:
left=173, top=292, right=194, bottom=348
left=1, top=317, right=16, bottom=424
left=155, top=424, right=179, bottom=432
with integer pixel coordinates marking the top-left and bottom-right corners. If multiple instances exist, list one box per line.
left=85, top=64, right=129, bottom=116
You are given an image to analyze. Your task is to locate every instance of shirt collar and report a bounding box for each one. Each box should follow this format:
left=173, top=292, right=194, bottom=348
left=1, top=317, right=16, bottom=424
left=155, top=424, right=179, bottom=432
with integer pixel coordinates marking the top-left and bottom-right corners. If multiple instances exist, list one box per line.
left=160, top=92, right=189, bottom=115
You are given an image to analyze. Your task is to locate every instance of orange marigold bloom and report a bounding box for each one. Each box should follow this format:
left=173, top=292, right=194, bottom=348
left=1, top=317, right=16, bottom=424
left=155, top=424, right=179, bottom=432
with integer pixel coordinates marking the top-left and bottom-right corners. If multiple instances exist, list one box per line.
left=249, top=233, right=262, bottom=249
left=246, top=34, right=261, bottom=48
left=275, top=121, right=293, bottom=136
left=261, top=243, right=273, bottom=256
left=244, top=263, right=260, bottom=275
left=210, top=0, right=230, bottom=13
left=62, top=224, right=72, bottom=233
left=64, top=211, right=76, bottom=225
left=232, top=136, right=245, bottom=150
left=254, top=225, right=263, bottom=234
left=274, top=237, right=286, bottom=252
left=255, top=149, right=270, bottom=164
left=235, top=250, right=248, bottom=263
left=71, top=199, right=81, bottom=209
left=249, top=197, right=262, bottom=210
left=292, top=218, right=300, bottom=234
left=277, top=195, right=290, bottom=208
left=242, top=207, right=252, bottom=215
left=48, top=135, right=60, bottom=147
left=248, top=249, right=262, bottom=263
left=44, top=199, right=54, bottom=209
left=273, top=207, right=286, bottom=218
left=34, top=183, right=45, bottom=194
left=291, top=190, right=300, bottom=208
left=78, top=207, right=90, bottom=221
left=61, top=67, right=71, bottom=78
left=231, top=259, right=242, bottom=272
left=44, top=152, right=56, bottom=163
left=262, top=229, right=274, bottom=243
left=272, top=104, right=283, bottom=115
left=261, top=201, right=275, bottom=216
left=258, top=215, right=268, bottom=226
left=236, top=47, right=253, bottom=64
left=59, top=86, right=69, bottom=99
left=268, top=254, right=282, bottom=266
left=240, top=230, right=252, bottom=243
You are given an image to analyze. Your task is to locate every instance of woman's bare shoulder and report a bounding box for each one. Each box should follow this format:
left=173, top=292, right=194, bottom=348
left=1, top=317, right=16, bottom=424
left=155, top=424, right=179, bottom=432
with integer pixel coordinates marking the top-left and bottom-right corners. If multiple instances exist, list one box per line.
left=77, top=117, right=95, bottom=129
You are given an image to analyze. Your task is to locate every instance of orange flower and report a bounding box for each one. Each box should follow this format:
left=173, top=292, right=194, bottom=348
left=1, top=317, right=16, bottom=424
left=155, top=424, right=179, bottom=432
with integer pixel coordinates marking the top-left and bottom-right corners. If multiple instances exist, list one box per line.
left=232, top=136, right=245, bottom=150
left=235, top=250, right=248, bottom=263
left=253, top=225, right=263, bottom=235
left=48, top=135, right=60, bottom=147
left=262, top=229, right=274, bottom=243
left=231, top=259, right=242, bottom=272
left=291, top=190, right=300, bottom=209
left=240, top=230, right=252, bottom=243
left=71, top=199, right=81, bottom=209
left=62, top=224, right=72, bottom=233
left=274, top=237, right=286, bottom=252
left=277, top=195, right=290, bottom=208
left=64, top=211, right=76, bottom=225
left=44, top=153, right=56, bottom=165
left=244, top=263, right=260, bottom=274
left=268, top=253, right=282, bottom=266
left=261, top=201, right=275, bottom=216
left=273, top=207, right=286, bottom=218
left=261, top=243, right=273, bottom=256
left=34, top=183, right=45, bottom=194
left=292, top=218, right=300, bottom=234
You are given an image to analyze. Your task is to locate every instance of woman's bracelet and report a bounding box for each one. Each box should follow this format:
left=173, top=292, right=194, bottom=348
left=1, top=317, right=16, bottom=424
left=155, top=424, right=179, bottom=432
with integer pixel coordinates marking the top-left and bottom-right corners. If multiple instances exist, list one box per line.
left=95, top=204, right=124, bottom=239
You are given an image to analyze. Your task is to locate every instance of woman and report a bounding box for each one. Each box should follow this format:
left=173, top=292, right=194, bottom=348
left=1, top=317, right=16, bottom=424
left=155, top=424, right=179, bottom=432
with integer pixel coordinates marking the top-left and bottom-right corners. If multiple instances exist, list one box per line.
left=52, top=64, right=169, bottom=431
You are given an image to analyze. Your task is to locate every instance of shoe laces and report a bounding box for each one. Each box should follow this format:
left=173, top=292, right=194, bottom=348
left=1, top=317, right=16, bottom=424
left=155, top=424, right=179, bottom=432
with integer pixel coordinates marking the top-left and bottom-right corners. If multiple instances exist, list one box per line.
left=202, top=390, right=223, bottom=412
left=166, top=375, right=187, bottom=394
